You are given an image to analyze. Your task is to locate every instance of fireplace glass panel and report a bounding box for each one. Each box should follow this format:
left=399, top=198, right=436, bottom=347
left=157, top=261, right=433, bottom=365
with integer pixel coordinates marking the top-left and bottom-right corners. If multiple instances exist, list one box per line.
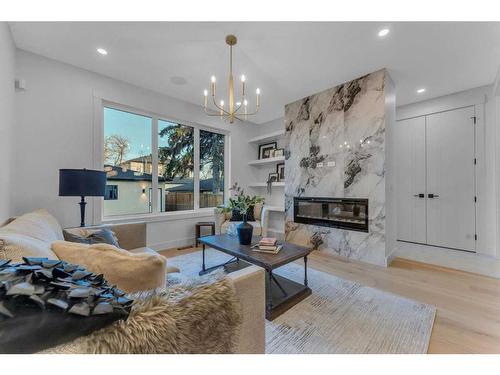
left=294, top=197, right=369, bottom=232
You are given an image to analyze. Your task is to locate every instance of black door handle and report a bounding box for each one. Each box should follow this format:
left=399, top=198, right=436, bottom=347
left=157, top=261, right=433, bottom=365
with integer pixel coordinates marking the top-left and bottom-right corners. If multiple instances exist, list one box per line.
left=428, top=193, right=439, bottom=198
left=413, top=194, right=425, bottom=198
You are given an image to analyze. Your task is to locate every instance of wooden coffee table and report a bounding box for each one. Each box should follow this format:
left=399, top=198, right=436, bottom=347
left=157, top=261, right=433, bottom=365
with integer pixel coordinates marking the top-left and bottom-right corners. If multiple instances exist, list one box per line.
left=198, top=234, right=312, bottom=320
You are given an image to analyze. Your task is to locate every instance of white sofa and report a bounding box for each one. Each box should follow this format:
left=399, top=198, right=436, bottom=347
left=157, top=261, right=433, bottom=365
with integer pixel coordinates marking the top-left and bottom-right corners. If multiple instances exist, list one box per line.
left=0, top=209, right=266, bottom=354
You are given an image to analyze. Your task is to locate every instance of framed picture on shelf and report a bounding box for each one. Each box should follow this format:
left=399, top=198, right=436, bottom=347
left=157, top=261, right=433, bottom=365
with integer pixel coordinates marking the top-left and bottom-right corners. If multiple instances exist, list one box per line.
left=268, top=172, right=279, bottom=182
left=276, top=163, right=285, bottom=181
left=272, top=148, right=284, bottom=158
left=258, top=142, right=277, bottom=159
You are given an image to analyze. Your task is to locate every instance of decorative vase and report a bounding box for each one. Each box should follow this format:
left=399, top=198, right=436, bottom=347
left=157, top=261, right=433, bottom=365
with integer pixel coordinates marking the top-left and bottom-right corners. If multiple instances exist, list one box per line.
left=236, top=214, right=253, bottom=245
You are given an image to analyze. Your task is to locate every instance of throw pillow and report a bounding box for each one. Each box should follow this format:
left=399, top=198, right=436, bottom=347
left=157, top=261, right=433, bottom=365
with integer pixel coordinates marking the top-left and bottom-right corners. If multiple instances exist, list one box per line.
left=51, top=241, right=167, bottom=293
left=0, top=232, right=59, bottom=263
left=1, top=209, right=63, bottom=244
left=63, top=228, right=120, bottom=247
left=229, top=206, right=255, bottom=222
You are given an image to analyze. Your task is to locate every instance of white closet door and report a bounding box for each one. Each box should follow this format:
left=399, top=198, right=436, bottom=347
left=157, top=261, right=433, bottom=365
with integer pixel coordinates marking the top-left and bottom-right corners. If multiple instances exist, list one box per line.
left=394, top=117, right=426, bottom=243
left=426, top=106, right=476, bottom=252
left=395, top=116, right=427, bottom=243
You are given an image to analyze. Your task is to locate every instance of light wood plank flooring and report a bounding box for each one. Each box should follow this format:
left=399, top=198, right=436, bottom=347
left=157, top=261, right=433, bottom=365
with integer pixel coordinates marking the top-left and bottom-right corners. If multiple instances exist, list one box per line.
left=160, top=247, right=500, bottom=354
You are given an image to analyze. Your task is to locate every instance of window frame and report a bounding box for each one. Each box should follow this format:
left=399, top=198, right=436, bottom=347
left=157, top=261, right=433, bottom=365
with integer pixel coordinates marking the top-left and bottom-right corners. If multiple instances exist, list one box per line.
left=94, top=97, right=230, bottom=224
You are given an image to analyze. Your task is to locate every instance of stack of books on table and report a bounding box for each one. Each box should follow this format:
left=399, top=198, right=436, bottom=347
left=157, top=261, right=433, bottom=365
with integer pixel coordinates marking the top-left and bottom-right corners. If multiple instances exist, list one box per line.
left=251, top=237, right=283, bottom=254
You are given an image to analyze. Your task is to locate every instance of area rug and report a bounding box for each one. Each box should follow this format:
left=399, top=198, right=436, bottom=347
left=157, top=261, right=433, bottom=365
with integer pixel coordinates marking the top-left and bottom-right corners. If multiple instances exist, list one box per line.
left=166, top=249, right=436, bottom=354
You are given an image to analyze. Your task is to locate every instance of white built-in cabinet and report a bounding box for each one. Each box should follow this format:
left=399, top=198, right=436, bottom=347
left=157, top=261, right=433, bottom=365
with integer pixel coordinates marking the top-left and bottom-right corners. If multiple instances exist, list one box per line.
left=396, top=106, right=476, bottom=252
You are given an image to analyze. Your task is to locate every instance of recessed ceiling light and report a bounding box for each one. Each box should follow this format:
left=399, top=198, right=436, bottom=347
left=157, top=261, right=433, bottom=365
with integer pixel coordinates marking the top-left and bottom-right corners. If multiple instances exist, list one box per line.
left=417, top=88, right=426, bottom=94
left=378, top=28, right=390, bottom=37
left=97, top=48, right=108, bottom=55
left=170, top=76, right=187, bottom=85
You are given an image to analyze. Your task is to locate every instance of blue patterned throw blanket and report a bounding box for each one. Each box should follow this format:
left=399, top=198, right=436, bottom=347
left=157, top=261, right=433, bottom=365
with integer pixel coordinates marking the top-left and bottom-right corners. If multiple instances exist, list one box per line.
left=0, top=257, right=132, bottom=353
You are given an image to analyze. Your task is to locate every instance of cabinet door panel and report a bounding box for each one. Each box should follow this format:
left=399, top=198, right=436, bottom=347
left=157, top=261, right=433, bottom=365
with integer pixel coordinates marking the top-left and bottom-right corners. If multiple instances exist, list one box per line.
left=426, top=106, right=475, bottom=252
left=395, top=116, right=426, bottom=243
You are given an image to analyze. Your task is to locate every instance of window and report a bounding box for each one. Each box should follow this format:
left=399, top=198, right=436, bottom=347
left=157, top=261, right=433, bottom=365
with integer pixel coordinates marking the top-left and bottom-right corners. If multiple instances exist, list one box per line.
left=200, top=130, right=225, bottom=208
left=103, top=107, right=152, bottom=217
left=104, top=185, right=118, bottom=200
left=158, top=120, right=194, bottom=212
left=102, top=104, right=226, bottom=218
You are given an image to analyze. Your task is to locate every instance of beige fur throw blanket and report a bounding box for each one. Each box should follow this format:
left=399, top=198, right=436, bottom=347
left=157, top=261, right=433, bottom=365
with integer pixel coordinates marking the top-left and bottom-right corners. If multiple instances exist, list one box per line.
left=42, top=274, right=242, bottom=354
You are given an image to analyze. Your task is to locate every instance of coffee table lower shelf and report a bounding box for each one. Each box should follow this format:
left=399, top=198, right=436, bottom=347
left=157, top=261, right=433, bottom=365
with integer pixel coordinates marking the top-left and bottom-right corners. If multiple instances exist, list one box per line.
left=200, top=258, right=311, bottom=321
left=265, top=272, right=311, bottom=320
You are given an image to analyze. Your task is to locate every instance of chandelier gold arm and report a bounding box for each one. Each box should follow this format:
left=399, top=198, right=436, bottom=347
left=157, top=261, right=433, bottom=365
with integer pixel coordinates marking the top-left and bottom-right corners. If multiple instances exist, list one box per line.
left=243, top=105, right=261, bottom=116
left=211, top=96, right=232, bottom=116
left=203, top=107, right=224, bottom=116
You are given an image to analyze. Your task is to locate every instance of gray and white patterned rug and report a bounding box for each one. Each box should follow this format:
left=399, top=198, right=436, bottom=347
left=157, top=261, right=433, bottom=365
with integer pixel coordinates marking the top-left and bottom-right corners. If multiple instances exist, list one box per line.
left=166, top=249, right=436, bottom=354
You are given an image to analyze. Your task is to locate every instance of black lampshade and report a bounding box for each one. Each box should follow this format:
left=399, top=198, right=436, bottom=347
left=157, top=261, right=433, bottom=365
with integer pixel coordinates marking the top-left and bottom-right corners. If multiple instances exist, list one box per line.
left=59, top=169, right=106, bottom=197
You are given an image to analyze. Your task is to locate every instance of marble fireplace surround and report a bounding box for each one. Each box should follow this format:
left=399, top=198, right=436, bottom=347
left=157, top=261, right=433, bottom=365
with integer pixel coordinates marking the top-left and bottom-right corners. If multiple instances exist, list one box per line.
left=284, top=69, right=395, bottom=266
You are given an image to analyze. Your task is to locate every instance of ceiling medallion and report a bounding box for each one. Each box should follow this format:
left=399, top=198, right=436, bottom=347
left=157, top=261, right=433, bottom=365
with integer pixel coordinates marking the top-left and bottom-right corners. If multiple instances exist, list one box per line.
left=203, top=35, right=261, bottom=124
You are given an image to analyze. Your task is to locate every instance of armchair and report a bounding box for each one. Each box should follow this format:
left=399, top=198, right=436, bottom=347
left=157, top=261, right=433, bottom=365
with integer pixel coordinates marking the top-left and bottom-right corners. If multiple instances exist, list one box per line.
left=214, top=203, right=270, bottom=237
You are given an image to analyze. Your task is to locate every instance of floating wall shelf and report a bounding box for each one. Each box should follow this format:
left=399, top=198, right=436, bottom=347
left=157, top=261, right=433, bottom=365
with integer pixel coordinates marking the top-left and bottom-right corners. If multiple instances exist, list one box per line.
left=248, top=156, right=285, bottom=166
left=248, top=129, right=285, bottom=144
left=248, top=182, right=285, bottom=187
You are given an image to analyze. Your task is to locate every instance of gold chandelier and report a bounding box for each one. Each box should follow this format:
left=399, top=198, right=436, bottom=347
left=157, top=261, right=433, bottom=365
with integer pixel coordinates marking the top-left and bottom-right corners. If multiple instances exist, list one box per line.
left=203, top=35, right=261, bottom=124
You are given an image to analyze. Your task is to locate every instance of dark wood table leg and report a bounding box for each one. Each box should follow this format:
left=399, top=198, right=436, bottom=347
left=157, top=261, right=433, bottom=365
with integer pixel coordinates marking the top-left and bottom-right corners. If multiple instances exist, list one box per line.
left=266, top=269, right=273, bottom=311
left=202, top=243, right=206, bottom=272
left=304, top=255, right=308, bottom=287
left=195, top=224, right=200, bottom=247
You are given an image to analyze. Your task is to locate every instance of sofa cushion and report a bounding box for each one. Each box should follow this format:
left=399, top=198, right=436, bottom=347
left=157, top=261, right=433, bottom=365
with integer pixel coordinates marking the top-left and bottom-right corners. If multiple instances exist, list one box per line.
left=254, top=203, right=263, bottom=221
left=0, top=232, right=59, bottom=263
left=51, top=241, right=167, bottom=293
left=1, top=209, right=63, bottom=244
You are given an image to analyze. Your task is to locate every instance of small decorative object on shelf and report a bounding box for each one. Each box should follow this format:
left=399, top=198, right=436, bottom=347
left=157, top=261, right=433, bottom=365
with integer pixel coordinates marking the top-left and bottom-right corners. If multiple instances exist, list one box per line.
left=258, top=142, right=277, bottom=159
left=267, top=172, right=279, bottom=194
left=276, top=163, right=285, bottom=181
left=272, top=148, right=284, bottom=158
left=222, top=183, right=265, bottom=245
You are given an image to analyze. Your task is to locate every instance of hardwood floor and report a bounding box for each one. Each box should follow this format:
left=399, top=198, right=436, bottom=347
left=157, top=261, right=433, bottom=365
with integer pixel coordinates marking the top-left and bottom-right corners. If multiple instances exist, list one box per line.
left=160, top=247, right=500, bottom=354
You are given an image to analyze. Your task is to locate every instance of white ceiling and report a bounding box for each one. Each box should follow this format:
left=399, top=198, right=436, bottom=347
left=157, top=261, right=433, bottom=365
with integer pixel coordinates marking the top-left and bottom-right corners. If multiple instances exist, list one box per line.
left=9, top=22, right=500, bottom=124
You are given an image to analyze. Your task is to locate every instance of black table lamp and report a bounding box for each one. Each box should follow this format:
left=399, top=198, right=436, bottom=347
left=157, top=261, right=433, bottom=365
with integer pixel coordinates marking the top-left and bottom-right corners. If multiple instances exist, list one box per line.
left=59, top=168, right=106, bottom=227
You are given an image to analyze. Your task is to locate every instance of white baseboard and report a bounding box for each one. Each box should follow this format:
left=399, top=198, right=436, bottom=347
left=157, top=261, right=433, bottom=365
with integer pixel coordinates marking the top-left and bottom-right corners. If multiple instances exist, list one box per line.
left=148, top=236, right=196, bottom=251
left=395, top=241, right=500, bottom=278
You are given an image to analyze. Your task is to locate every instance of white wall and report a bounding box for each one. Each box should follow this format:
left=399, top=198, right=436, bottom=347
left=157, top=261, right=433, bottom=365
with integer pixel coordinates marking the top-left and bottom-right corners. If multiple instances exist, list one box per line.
left=0, top=23, right=15, bottom=224
left=384, top=73, right=397, bottom=260
left=13, top=49, right=253, bottom=249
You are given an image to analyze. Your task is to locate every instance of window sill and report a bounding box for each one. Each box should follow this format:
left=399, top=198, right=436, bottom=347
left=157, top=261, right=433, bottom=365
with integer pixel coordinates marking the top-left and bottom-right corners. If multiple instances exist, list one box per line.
left=101, top=208, right=215, bottom=225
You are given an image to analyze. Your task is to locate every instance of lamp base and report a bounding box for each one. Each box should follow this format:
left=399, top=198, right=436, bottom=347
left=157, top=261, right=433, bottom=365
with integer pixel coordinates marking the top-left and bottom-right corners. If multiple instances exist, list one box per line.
left=79, top=196, right=87, bottom=227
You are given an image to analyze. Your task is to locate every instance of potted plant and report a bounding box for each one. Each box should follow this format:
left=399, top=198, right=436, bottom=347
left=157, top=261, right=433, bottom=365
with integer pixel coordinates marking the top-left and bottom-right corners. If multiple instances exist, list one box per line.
left=221, top=183, right=265, bottom=245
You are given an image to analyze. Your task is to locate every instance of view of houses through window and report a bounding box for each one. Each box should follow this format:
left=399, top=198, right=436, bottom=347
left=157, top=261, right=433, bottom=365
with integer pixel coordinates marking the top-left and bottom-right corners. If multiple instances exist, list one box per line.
left=103, top=106, right=225, bottom=217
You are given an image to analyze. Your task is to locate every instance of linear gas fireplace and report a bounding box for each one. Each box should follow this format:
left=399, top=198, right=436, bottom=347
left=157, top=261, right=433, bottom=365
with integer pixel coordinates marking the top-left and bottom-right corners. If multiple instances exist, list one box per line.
left=293, top=197, right=369, bottom=232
